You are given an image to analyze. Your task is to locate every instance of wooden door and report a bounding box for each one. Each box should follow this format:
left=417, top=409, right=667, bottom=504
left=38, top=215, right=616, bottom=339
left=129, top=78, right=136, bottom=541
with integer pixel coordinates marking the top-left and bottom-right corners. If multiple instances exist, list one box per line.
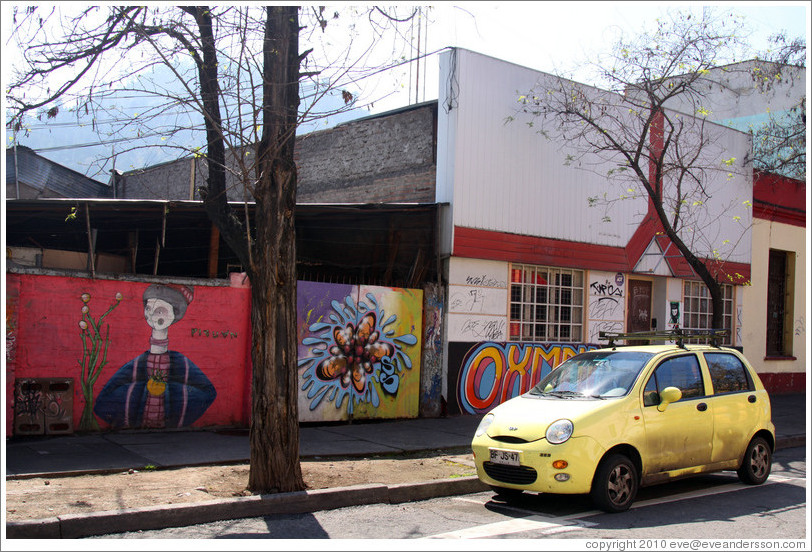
left=627, top=279, right=652, bottom=335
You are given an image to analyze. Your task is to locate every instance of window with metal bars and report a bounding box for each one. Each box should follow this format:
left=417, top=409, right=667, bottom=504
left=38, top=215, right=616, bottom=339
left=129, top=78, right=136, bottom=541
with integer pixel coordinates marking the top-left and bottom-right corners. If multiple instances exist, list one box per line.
left=509, top=264, right=584, bottom=342
left=766, top=249, right=793, bottom=357
left=682, top=281, right=734, bottom=345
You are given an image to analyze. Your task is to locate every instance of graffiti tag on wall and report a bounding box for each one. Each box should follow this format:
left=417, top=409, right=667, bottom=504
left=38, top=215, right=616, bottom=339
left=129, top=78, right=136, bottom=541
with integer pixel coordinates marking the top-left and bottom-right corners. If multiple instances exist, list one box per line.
left=191, top=328, right=238, bottom=339
left=299, top=291, right=418, bottom=416
left=421, top=284, right=444, bottom=416
left=456, top=342, right=597, bottom=414
left=587, top=272, right=625, bottom=343
left=6, top=297, right=17, bottom=362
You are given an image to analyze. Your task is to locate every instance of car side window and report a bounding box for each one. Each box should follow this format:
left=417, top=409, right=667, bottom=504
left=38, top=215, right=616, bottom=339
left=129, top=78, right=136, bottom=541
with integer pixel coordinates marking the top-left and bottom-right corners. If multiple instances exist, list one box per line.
left=643, top=354, right=704, bottom=406
left=704, top=352, right=754, bottom=394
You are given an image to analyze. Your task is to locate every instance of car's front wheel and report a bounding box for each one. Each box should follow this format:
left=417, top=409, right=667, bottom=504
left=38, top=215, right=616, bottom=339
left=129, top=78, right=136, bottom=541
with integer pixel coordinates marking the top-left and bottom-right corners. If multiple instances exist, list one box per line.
left=737, top=436, right=772, bottom=485
left=590, top=454, right=638, bottom=513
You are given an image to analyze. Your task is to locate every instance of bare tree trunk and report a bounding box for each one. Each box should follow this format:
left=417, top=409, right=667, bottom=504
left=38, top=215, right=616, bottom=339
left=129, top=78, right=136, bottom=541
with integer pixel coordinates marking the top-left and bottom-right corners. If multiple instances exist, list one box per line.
left=657, top=214, right=725, bottom=330
left=247, top=5, right=304, bottom=493
left=186, top=6, right=250, bottom=264
left=646, top=110, right=725, bottom=332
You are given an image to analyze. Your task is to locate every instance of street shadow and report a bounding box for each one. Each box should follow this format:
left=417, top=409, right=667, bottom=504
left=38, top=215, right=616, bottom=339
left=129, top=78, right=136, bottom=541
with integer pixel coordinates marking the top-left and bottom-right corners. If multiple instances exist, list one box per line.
left=591, top=478, right=805, bottom=532
left=483, top=469, right=806, bottom=532
left=212, top=512, right=330, bottom=539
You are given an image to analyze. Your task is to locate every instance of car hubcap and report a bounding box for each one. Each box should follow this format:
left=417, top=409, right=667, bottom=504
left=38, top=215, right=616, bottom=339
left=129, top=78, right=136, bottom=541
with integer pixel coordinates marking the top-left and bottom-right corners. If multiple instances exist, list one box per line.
left=608, top=464, right=632, bottom=505
left=749, top=443, right=769, bottom=478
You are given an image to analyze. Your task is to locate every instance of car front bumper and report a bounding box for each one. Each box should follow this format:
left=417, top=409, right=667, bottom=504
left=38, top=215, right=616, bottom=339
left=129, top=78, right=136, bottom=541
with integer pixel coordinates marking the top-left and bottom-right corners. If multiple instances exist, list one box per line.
left=472, top=434, right=606, bottom=495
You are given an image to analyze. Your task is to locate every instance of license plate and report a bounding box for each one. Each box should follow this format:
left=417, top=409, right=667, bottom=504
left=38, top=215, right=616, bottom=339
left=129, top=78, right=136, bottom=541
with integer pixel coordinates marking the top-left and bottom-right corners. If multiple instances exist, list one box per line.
left=489, top=448, right=520, bottom=466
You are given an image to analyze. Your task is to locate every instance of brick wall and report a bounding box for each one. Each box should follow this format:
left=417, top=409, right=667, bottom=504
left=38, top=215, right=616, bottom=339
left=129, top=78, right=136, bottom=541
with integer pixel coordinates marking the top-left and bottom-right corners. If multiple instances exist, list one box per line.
left=118, top=102, right=438, bottom=204
left=296, top=102, right=437, bottom=203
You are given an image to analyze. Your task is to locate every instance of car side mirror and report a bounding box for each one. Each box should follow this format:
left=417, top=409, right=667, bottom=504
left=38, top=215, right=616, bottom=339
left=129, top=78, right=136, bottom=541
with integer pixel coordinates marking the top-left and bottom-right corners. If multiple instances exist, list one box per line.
left=657, top=386, right=682, bottom=412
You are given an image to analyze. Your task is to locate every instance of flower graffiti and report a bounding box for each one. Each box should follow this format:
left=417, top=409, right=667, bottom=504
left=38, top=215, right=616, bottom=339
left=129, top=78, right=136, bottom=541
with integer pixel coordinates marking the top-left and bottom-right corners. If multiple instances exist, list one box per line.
left=299, top=292, right=418, bottom=415
left=77, top=292, right=122, bottom=431
left=315, top=312, right=395, bottom=393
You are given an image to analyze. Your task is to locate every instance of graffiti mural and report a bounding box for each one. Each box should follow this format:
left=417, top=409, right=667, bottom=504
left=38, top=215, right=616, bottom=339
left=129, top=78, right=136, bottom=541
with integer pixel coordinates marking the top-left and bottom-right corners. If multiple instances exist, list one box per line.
left=8, top=272, right=430, bottom=433
left=76, top=292, right=122, bottom=431
left=93, top=284, right=217, bottom=429
left=450, top=341, right=598, bottom=415
left=297, top=282, right=423, bottom=422
left=420, top=282, right=444, bottom=417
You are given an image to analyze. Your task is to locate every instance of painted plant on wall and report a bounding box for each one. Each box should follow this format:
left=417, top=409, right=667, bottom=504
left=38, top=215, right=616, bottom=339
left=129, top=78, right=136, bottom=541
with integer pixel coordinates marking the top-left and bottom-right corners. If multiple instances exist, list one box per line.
left=76, top=291, right=122, bottom=431
left=299, top=289, right=419, bottom=418
left=93, top=284, right=216, bottom=429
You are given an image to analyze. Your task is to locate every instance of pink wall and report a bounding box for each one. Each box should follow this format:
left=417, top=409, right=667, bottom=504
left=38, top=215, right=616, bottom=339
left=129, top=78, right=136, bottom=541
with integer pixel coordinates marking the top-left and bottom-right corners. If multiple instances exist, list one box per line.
left=6, top=273, right=252, bottom=435
left=6, top=272, right=427, bottom=435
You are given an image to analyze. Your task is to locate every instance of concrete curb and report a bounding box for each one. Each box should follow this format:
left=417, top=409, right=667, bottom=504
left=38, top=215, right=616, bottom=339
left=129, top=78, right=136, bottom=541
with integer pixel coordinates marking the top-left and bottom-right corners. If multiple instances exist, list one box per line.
left=5, top=476, right=489, bottom=539
left=775, top=434, right=805, bottom=451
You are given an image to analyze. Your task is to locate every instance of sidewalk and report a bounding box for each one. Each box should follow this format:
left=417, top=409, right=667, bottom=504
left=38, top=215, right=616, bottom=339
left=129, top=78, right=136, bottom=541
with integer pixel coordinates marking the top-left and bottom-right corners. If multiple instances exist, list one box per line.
left=5, top=415, right=482, bottom=478
left=6, top=394, right=806, bottom=478
left=4, top=394, right=806, bottom=539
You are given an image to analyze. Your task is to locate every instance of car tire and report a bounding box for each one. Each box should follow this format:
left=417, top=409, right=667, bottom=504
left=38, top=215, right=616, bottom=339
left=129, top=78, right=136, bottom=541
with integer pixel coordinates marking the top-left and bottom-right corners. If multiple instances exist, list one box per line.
left=590, top=454, right=638, bottom=513
left=737, top=436, right=772, bottom=485
left=489, top=485, right=523, bottom=501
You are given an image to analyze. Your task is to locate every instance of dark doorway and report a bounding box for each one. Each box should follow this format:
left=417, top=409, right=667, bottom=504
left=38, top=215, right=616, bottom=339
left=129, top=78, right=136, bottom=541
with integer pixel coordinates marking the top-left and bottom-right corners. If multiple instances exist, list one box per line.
left=627, top=279, right=652, bottom=342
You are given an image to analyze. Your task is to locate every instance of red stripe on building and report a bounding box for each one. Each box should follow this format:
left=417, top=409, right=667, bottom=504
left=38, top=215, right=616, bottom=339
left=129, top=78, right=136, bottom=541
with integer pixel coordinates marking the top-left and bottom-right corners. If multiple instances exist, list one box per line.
left=753, top=171, right=806, bottom=227
left=453, top=225, right=750, bottom=282
left=453, top=226, right=630, bottom=272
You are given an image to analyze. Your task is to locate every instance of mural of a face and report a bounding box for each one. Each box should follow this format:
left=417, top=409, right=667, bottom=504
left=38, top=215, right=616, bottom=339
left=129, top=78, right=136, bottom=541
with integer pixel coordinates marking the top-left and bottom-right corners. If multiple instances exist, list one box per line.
left=144, top=298, right=175, bottom=331
left=93, top=283, right=217, bottom=430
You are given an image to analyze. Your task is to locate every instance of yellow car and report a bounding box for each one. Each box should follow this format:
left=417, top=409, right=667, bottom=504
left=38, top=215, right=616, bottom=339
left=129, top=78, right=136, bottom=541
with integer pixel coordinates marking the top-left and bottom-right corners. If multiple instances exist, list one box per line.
left=471, top=331, right=775, bottom=513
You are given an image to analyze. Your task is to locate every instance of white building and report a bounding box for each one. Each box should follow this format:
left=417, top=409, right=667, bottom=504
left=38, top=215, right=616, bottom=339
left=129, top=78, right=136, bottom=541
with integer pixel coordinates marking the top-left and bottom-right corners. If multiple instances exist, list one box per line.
left=435, top=49, right=760, bottom=414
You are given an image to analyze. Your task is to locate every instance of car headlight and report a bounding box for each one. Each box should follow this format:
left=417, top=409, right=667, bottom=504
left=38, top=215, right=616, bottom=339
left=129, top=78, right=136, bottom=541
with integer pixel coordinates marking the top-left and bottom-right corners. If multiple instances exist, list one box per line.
left=475, top=413, right=495, bottom=437
left=546, top=419, right=573, bottom=444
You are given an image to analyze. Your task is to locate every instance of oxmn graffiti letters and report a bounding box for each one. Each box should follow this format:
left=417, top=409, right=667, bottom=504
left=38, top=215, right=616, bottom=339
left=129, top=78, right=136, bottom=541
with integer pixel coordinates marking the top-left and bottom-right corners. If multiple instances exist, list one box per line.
left=457, top=342, right=597, bottom=414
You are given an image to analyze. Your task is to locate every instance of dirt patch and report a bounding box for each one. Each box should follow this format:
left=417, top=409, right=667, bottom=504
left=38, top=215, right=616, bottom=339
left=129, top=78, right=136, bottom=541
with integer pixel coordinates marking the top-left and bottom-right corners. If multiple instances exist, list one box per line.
left=5, top=451, right=477, bottom=521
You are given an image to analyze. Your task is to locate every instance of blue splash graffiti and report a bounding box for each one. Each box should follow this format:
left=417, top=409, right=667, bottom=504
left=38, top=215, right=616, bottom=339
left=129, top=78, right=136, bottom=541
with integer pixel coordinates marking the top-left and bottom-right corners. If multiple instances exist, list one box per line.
left=299, top=292, right=418, bottom=414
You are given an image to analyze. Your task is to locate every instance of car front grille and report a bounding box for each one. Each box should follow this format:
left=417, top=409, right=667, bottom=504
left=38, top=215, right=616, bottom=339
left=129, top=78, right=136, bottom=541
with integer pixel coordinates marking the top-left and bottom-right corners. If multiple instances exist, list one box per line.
left=483, top=461, right=538, bottom=485
left=491, top=435, right=529, bottom=444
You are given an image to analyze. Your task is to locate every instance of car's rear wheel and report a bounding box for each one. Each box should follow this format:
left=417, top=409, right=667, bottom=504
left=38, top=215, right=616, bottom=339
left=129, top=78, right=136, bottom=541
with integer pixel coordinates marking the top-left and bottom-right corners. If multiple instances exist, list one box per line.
left=590, top=454, right=638, bottom=513
left=737, top=436, right=772, bottom=485
left=489, top=485, right=523, bottom=501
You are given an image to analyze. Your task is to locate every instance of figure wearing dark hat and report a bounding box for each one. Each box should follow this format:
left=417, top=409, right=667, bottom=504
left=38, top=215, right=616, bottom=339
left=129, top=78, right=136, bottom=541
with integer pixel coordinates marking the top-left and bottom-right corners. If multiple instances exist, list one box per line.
left=94, top=284, right=216, bottom=429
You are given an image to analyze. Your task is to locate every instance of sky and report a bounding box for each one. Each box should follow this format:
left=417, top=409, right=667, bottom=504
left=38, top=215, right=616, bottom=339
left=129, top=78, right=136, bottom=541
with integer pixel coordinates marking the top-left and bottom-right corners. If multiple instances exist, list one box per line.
left=2, top=1, right=809, bottom=179
left=376, top=1, right=811, bottom=111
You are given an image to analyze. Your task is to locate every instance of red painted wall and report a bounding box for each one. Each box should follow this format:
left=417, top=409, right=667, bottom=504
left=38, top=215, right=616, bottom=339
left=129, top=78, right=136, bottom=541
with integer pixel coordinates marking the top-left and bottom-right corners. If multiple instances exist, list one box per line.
left=753, top=171, right=806, bottom=227
left=758, top=372, right=806, bottom=395
left=6, top=273, right=252, bottom=435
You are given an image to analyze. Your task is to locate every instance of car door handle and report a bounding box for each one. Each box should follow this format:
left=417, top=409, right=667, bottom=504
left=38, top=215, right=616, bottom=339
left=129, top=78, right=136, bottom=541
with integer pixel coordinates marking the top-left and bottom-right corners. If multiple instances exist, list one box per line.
left=696, top=402, right=708, bottom=412
left=748, top=395, right=757, bottom=403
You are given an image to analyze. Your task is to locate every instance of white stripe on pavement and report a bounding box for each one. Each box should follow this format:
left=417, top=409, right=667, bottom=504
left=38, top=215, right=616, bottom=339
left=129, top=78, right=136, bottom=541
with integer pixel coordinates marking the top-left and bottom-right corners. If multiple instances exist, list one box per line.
left=423, top=516, right=585, bottom=539
left=436, top=474, right=802, bottom=538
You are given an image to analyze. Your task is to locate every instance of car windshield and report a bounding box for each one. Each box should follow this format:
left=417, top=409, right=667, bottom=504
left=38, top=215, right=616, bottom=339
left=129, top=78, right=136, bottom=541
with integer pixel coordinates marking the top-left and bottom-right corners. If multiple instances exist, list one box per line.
left=528, top=351, right=653, bottom=398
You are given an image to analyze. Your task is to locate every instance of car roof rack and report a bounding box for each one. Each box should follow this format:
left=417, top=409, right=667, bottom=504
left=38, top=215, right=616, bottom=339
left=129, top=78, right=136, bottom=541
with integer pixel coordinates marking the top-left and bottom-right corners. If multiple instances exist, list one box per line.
left=598, top=329, right=729, bottom=349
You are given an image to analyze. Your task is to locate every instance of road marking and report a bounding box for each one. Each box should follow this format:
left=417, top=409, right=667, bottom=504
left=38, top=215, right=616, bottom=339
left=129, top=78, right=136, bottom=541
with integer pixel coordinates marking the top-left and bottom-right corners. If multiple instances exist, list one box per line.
left=630, top=474, right=801, bottom=510
left=423, top=516, right=588, bottom=539
left=448, top=473, right=804, bottom=537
